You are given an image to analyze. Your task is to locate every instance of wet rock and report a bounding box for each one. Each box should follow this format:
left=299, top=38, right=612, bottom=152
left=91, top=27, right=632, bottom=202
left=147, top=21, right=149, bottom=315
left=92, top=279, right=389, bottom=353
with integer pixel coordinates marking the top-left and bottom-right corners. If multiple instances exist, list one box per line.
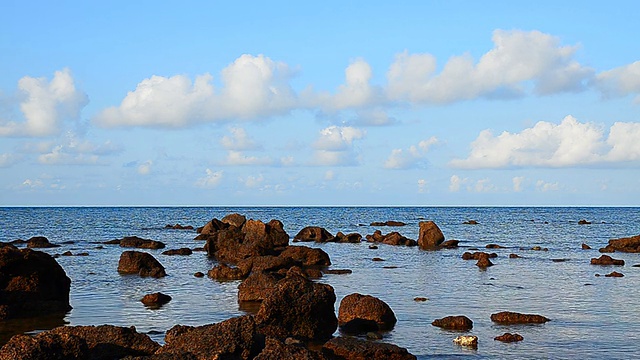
left=494, top=332, right=524, bottom=342
left=578, top=219, right=591, bottom=225
left=208, top=263, right=248, bottom=281
left=335, top=232, right=363, bottom=243
left=141, top=292, right=172, bottom=308
left=372, top=257, right=385, bottom=262
left=48, top=325, right=161, bottom=359
left=462, top=251, right=497, bottom=260
left=338, top=293, right=397, bottom=333
left=0, top=332, right=89, bottom=360
left=486, top=244, right=505, bottom=249
left=476, top=255, right=494, bottom=268
left=161, top=248, right=192, bottom=256
left=279, top=245, right=331, bottom=267
left=366, top=231, right=415, bottom=246
left=293, top=226, right=334, bottom=243
left=414, top=297, right=428, bottom=302
left=323, top=336, right=417, bottom=360
left=0, top=246, right=72, bottom=320
left=165, top=224, right=194, bottom=230
left=207, top=218, right=289, bottom=264
left=590, top=255, right=625, bottom=266
left=194, top=272, right=204, bottom=278
left=254, top=337, right=326, bottom=360
left=256, top=273, right=337, bottom=341
left=238, top=271, right=283, bottom=302
left=62, top=250, right=73, bottom=256
left=463, top=220, right=479, bottom=225
left=371, top=221, right=407, bottom=227
left=605, top=271, right=624, bottom=277
left=369, top=245, right=378, bottom=249
left=440, top=240, right=459, bottom=249
left=117, top=236, right=166, bottom=250
left=599, top=234, right=640, bottom=253
left=26, top=236, right=60, bottom=248
left=418, top=221, right=445, bottom=250
left=222, top=213, right=248, bottom=228
left=431, top=315, right=473, bottom=331
left=490, top=311, right=550, bottom=324
left=552, top=258, right=568, bottom=262
left=158, top=315, right=263, bottom=360
left=453, top=335, right=478, bottom=348
left=238, top=254, right=298, bottom=274
left=367, top=332, right=383, bottom=340
left=117, top=251, right=166, bottom=278
left=509, top=253, right=520, bottom=258
left=581, top=243, right=592, bottom=250
left=323, top=269, right=352, bottom=275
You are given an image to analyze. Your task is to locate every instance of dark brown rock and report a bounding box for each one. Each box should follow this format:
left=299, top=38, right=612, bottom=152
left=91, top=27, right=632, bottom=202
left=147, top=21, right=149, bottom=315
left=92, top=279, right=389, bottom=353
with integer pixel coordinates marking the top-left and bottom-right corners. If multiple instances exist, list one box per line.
left=158, top=315, right=263, bottom=360
left=338, top=293, right=397, bottom=333
left=509, top=253, right=520, bottom=258
left=254, top=337, right=327, bottom=360
left=462, top=251, right=497, bottom=260
left=48, top=325, right=160, bottom=360
left=238, top=271, right=283, bottom=302
left=26, top=236, right=60, bottom=248
left=439, top=240, right=459, bottom=249
left=431, top=315, right=473, bottom=331
left=599, top=234, right=640, bottom=253
left=335, top=232, right=362, bottom=243
left=0, top=332, right=89, bottom=360
left=463, top=220, right=479, bottom=225
left=293, top=226, right=334, bottom=243
left=208, top=263, right=247, bottom=281
left=238, top=255, right=298, bottom=274
left=279, top=245, right=331, bottom=267
left=256, top=273, right=337, bottom=341
left=0, top=246, right=72, bottom=320
left=117, top=251, right=166, bottom=278
left=141, top=292, right=172, bottom=307
left=590, top=255, right=625, bottom=266
left=605, top=271, right=624, bottom=277
left=161, top=248, right=192, bottom=256
left=486, top=243, right=505, bottom=249
left=581, top=243, right=592, bottom=250
left=476, top=254, right=494, bottom=268
left=323, top=336, right=417, bottom=360
left=578, top=219, right=591, bottom=225
left=194, top=272, right=204, bottom=278
left=490, top=311, right=550, bottom=324
left=222, top=213, right=247, bottom=228
left=494, top=332, right=524, bottom=342
left=417, top=221, right=444, bottom=249
left=371, top=221, right=406, bottom=227
left=323, top=269, right=353, bottom=275
left=165, top=224, right=194, bottom=230
left=117, top=236, right=166, bottom=250
left=207, top=219, right=289, bottom=264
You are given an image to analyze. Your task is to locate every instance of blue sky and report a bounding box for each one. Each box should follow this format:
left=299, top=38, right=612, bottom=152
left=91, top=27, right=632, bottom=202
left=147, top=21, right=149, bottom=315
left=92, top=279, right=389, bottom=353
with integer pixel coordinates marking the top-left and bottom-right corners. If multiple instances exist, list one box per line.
left=1, top=1, right=639, bottom=206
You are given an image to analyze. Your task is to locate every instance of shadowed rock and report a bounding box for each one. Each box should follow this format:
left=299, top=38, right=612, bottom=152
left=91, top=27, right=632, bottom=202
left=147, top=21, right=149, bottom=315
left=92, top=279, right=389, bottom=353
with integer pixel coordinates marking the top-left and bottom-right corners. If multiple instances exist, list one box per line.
left=338, top=293, right=397, bottom=333
left=418, top=221, right=444, bottom=250
left=590, top=255, right=625, bottom=266
left=117, top=251, right=166, bottom=278
left=278, top=245, right=331, bottom=267
left=605, top=271, right=624, bottom=277
left=490, top=311, right=549, bottom=324
left=112, top=236, right=166, bottom=250
left=599, top=234, right=640, bottom=253
left=26, top=236, right=60, bottom=249
left=141, top=292, right=172, bottom=308
left=323, top=337, right=417, bottom=360
left=293, top=226, right=334, bottom=243
left=162, top=248, right=192, bottom=256
left=0, top=332, right=89, bottom=359
left=254, top=337, right=327, bottom=360
left=208, top=263, right=247, bottom=281
left=494, top=333, right=524, bottom=342
left=335, top=232, right=363, bottom=243
left=431, top=315, right=473, bottom=331
left=462, top=251, right=497, bottom=260
left=238, top=271, right=283, bottom=302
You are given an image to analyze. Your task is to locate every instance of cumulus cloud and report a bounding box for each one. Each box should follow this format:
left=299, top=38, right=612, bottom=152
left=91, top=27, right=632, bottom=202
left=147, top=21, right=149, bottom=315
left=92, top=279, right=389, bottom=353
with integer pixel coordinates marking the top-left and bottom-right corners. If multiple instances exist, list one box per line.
left=417, top=179, right=428, bottom=193
left=221, top=127, right=260, bottom=150
left=351, top=108, right=397, bottom=126
left=0, top=153, right=20, bottom=167
left=30, top=133, right=121, bottom=165
left=594, top=61, right=640, bottom=102
left=449, top=175, right=466, bottom=192
left=21, top=178, right=44, bottom=189
left=386, top=30, right=593, bottom=104
left=224, top=150, right=273, bottom=166
left=451, top=115, right=640, bottom=169
left=94, top=54, right=296, bottom=127
left=241, top=174, right=264, bottom=188
left=195, top=169, right=223, bottom=188
left=0, top=68, right=88, bottom=137
left=512, top=176, right=526, bottom=192
left=311, top=126, right=364, bottom=166
left=536, top=180, right=559, bottom=192
left=137, top=160, right=153, bottom=175
left=384, top=136, right=439, bottom=169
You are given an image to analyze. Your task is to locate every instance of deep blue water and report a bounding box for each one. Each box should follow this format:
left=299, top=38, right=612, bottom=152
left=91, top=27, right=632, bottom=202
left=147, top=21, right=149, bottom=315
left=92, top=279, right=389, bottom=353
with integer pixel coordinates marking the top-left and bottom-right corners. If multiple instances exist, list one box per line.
left=1, top=206, right=640, bottom=359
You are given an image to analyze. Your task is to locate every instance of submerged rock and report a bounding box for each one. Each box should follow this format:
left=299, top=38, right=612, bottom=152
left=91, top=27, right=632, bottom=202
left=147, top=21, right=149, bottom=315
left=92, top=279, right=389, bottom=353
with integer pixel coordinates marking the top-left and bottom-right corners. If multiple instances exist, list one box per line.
left=494, top=332, right=524, bottom=342
left=431, top=315, right=473, bottom=331
left=490, top=311, right=549, bottom=324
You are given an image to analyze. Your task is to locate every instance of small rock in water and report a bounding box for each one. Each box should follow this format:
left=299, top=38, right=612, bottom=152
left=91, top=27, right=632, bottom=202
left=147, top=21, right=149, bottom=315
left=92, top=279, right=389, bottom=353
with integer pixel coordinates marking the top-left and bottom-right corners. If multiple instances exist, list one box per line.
left=194, top=272, right=204, bottom=278
left=605, top=271, right=624, bottom=277
left=453, top=335, right=478, bottom=348
left=372, top=257, right=385, bottom=262
left=383, top=266, right=398, bottom=269
left=369, top=245, right=378, bottom=249
left=141, top=292, right=172, bottom=308
left=578, top=219, right=591, bottom=225
left=414, top=297, right=428, bottom=302
left=552, top=258, right=567, bottom=262
left=509, top=253, right=520, bottom=258
left=494, top=333, right=523, bottom=343
left=581, top=243, right=592, bottom=250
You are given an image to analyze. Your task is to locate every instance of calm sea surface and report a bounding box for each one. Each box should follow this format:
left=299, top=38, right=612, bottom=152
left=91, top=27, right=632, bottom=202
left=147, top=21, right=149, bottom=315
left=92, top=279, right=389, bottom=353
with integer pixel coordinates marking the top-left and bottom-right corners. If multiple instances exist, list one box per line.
left=1, top=207, right=640, bottom=359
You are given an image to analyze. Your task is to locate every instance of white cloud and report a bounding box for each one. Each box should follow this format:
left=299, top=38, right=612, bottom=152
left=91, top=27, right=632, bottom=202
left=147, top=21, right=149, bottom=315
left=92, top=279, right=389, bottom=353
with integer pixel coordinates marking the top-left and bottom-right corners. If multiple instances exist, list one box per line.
left=0, top=153, right=20, bottom=167
left=21, top=178, right=44, bottom=189
left=536, top=180, right=559, bottom=192
left=280, top=156, right=295, bottom=166
left=452, top=116, right=640, bottom=169
left=195, top=169, right=223, bottom=188
left=137, top=160, right=153, bottom=175
left=351, top=108, right=397, bottom=126
left=224, top=150, right=273, bottom=166
left=384, top=136, right=439, bottom=169
left=417, top=179, right=428, bottom=193
left=33, top=133, right=120, bottom=165
left=386, top=30, right=593, bottom=104
left=512, top=176, right=526, bottom=192
left=595, top=61, right=640, bottom=102
left=311, top=126, right=364, bottom=166
left=472, top=178, right=497, bottom=193
left=449, top=175, right=466, bottom=192
left=0, top=68, right=88, bottom=137
left=221, top=127, right=260, bottom=150
left=241, top=174, right=264, bottom=188
left=94, top=54, right=296, bottom=127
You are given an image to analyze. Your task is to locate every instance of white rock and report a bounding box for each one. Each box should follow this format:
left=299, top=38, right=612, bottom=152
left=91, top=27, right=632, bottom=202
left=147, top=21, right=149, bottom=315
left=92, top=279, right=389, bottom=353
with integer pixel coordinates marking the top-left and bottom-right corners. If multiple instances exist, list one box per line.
left=453, top=335, right=478, bottom=348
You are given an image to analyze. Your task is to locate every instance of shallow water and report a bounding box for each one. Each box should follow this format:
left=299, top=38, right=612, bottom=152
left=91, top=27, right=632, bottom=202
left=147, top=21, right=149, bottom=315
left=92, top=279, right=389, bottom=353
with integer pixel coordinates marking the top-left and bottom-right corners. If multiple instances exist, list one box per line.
left=1, top=206, right=640, bottom=359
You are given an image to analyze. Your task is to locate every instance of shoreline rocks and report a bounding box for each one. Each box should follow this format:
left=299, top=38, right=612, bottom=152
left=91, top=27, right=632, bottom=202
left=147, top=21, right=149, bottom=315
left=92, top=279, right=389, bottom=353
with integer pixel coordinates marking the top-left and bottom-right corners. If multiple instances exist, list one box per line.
left=338, top=293, right=397, bottom=334
left=599, top=234, right=640, bottom=253
left=117, top=251, right=166, bottom=278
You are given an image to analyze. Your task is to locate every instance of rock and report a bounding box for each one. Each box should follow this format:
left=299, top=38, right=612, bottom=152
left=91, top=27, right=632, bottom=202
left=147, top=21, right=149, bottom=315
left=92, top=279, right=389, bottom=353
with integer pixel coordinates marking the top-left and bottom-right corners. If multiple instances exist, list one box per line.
left=161, top=248, right=192, bottom=256
left=578, top=219, right=592, bottom=225
left=372, top=257, right=385, bottom=262
left=371, top=221, right=406, bottom=227
left=414, top=297, right=428, bottom=302
left=369, top=245, right=378, bottom=249
left=254, top=337, right=326, bottom=360
left=490, top=311, right=550, bottom=324
left=158, top=315, right=263, bottom=360
left=323, top=269, right=352, bottom=275
left=278, top=245, right=331, bottom=267
left=238, top=255, right=298, bottom=274
left=141, top=292, right=172, bottom=308
left=418, top=221, right=445, bottom=249
left=440, top=240, right=459, bottom=249
left=256, top=273, right=337, bottom=341
left=198, top=218, right=228, bottom=236
left=366, top=231, right=415, bottom=246
left=323, top=337, right=417, bottom=360
left=293, top=226, right=334, bottom=243
left=0, top=246, right=72, bottom=320
left=26, top=236, right=60, bottom=248
left=222, top=213, right=247, bottom=228
left=599, top=234, right=640, bottom=253
left=48, top=325, right=161, bottom=359
left=476, top=255, right=494, bottom=268
left=462, top=251, right=497, bottom=260
left=494, top=332, right=524, bottom=342
left=463, top=220, right=479, bottom=225
left=367, top=332, right=383, bottom=340
left=207, top=218, right=289, bottom=264
left=194, top=272, right=204, bottom=278
left=208, top=263, right=248, bottom=281
left=0, top=332, right=89, bottom=359
left=238, top=271, right=283, bottom=302
left=590, top=255, right=625, bottom=266
left=431, top=315, right=473, bottom=331
left=62, top=251, right=73, bottom=256
left=552, top=258, right=568, bottom=262
left=509, top=253, right=520, bottom=258
left=605, top=271, right=624, bottom=277
left=165, top=224, right=194, bottom=230
left=453, top=335, right=478, bottom=348
left=117, top=251, right=166, bottom=278
left=338, top=293, right=397, bottom=333
left=581, top=243, right=592, bottom=250
left=335, top=232, right=363, bottom=243
left=486, top=244, right=505, bottom=249
left=117, top=236, right=166, bottom=250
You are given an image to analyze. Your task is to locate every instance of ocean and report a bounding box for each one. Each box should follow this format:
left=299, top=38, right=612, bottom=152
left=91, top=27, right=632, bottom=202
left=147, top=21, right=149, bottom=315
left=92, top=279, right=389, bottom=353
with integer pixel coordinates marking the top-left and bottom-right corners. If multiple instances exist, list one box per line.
left=1, top=206, right=640, bottom=359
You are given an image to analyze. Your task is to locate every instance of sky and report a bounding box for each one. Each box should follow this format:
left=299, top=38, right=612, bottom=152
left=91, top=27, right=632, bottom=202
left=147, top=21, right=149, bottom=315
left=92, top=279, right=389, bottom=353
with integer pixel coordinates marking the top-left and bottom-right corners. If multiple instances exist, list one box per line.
left=1, top=1, right=639, bottom=206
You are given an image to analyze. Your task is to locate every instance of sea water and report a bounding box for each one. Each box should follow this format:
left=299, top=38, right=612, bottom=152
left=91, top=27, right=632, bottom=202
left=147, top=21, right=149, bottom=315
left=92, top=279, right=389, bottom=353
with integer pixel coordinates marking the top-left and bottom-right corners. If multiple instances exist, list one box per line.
left=1, top=206, right=640, bottom=359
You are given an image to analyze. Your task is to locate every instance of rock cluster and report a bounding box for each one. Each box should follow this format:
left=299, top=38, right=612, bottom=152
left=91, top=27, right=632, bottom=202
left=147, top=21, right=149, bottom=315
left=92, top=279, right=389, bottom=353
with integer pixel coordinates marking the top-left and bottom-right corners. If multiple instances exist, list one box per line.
left=599, top=234, right=640, bottom=253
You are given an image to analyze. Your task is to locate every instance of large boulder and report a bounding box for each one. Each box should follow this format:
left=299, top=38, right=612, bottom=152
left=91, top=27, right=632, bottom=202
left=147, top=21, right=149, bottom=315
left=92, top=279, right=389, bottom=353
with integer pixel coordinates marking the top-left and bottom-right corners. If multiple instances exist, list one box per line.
left=208, top=263, right=248, bottom=281
left=0, top=332, right=89, bottom=360
left=599, top=234, right=640, bottom=253
left=117, top=251, right=166, bottom=278
left=26, top=236, right=60, bottom=249
left=338, top=293, right=397, bottom=333
left=335, top=232, right=362, bottom=243
left=158, top=315, right=264, bottom=360
left=293, top=226, right=335, bottom=243
left=417, top=221, right=445, bottom=250
left=222, top=213, right=248, bottom=228
left=238, top=271, right=283, bottom=302
left=278, top=246, right=331, bottom=267
left=490, top=311, right=550, bottom=324
left=254, top=337, right=327, bottom=360
left=256, top=273, right=337, bottom=341
left=431, top=315, right=473, bottom=331
left=238, top=255, right=298, bottom=274
left=366, top=231, right=416, bottom=246
left=0, top=246, right=71, bottom=320
left=323, top=337, right=417, bottom=360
